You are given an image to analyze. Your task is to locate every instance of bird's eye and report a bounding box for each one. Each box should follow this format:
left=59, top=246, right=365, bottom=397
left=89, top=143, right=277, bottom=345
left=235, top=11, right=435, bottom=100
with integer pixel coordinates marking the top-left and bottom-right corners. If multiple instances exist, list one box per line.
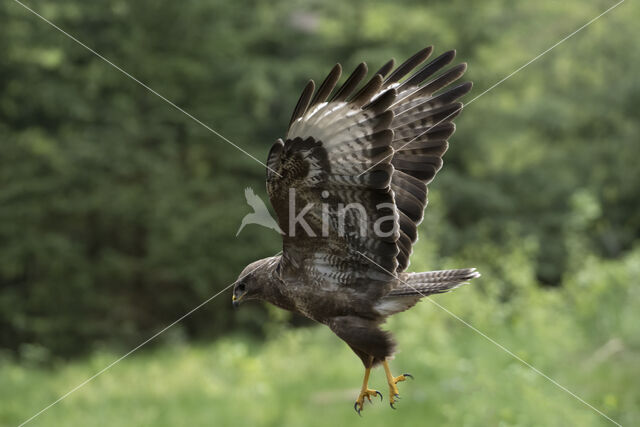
left=237, top=283, right=246, bottom=293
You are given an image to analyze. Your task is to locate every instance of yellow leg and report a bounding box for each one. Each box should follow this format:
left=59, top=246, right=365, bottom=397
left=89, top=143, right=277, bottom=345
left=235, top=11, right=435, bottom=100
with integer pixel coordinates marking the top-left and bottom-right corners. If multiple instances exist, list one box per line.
left=382, top=359, right=413, bottom=408
left=354, top=361, right=383, bottom=415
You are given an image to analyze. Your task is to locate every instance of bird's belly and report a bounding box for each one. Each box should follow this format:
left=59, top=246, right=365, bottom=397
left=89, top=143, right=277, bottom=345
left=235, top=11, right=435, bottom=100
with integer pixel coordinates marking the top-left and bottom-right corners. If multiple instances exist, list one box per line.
left=283, top=286, right=374, bottom=321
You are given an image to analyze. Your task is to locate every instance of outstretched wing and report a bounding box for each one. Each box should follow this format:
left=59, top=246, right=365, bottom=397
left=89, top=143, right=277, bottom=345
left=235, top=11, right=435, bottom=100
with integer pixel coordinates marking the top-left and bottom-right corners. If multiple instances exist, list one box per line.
left=266, top=46, right=469, bottom=301
left=383, top=48, right=471, bottom=271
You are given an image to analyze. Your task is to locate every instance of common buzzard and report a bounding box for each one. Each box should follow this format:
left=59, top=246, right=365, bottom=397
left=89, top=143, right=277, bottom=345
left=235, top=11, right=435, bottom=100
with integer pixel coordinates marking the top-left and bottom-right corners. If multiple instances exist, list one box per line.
left=232, top=46, right=480, bottom=414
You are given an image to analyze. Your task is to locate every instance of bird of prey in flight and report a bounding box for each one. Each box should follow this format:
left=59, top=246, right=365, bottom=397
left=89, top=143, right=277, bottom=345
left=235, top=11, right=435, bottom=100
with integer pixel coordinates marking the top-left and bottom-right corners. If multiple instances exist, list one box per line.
left=232, top=46, right=480, bottom=414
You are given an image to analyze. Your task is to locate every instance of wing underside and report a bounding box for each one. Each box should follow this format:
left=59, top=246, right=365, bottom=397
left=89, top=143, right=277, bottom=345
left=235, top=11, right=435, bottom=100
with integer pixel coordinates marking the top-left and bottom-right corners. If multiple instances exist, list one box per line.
left=266, top=46, right=470, bottom=298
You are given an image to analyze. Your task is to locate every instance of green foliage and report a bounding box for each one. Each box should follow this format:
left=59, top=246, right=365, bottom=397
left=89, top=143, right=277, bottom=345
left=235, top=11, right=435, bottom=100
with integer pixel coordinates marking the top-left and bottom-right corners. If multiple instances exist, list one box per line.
left=0, top=0, right=638, bottom=399
left=2, top=247, right=638, bottom=426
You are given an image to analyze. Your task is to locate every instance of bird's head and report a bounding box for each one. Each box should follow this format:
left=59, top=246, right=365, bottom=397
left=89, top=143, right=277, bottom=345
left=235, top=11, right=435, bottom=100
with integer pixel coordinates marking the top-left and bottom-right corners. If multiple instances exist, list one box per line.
left=232, top=258, right=275, bottom=308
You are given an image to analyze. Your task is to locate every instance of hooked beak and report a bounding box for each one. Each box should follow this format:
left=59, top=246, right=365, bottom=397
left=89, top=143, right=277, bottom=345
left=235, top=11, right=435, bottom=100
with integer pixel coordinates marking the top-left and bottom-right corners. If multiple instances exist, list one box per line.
left=232, top=293, right=242, bottom=309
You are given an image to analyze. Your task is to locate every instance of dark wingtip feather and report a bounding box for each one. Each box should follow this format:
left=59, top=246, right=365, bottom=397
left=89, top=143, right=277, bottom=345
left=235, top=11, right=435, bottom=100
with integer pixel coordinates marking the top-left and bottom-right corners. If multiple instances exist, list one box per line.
left=400, top=49, right=457, bottom=90
left=456, top=81, right=473, bottom=96
left=375, top=59, right=396, bottom=78
left=409, top=81, right=473, bottom=113
left=420, top=63, right=467, bottom=96
left=364, top=88, right=397, bottom=113
left=309, top=63, right=342, bottom=107
left=350, top=74, right=383, bottom=107
left=288, top=80, right=315, bottom=129
left=384, top=46, right=433, bottom=85
left=331, top=62, right=368, bottom=102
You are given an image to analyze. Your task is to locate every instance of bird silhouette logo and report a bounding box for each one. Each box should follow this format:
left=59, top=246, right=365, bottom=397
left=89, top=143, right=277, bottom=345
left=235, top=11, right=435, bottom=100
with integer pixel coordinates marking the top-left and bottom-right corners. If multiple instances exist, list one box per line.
left=236, top=187, right=284, bottom=236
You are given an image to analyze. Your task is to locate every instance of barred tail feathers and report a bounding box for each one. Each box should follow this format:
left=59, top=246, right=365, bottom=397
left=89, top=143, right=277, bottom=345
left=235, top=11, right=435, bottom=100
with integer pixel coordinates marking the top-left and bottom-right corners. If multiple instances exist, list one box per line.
left=374, top=268, right=479, bottom=316
left=389, top=268, right=480, bottom=297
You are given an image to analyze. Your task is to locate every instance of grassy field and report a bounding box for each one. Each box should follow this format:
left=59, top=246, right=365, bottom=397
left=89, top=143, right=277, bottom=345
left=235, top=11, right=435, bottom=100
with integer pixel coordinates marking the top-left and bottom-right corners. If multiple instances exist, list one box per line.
left=2, top=247, right=639, bottom=427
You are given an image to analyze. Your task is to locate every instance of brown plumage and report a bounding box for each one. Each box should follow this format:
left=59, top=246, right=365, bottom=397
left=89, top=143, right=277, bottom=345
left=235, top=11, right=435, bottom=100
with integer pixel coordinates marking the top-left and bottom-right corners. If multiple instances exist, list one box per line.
left=233, top=46, right=480, bottom=412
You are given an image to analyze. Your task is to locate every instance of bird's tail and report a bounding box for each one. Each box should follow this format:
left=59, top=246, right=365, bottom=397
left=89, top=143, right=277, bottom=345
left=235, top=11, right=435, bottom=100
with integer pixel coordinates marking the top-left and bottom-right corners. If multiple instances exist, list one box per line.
left=388, top=268, right=480, bottom=297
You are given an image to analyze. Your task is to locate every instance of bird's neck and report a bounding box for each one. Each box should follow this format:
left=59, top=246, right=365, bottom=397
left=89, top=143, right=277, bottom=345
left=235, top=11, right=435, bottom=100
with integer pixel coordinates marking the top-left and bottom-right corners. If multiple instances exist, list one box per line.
left=258, top=257, right=297, bottom=312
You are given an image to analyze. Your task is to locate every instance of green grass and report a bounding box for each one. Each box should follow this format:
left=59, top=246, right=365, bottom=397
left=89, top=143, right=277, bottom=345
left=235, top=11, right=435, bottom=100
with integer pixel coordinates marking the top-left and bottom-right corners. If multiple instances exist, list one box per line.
left=2, top=249, right=639, bottom=427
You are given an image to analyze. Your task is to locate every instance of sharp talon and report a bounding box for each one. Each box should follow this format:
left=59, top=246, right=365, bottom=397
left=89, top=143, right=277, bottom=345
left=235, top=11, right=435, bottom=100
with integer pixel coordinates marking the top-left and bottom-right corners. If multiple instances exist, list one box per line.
left=394, top=394, right=401, bottom=400
left=376, top=390, right=383, bottom=401
left=404, top=373, right=414, bottom=380
left=354, top=402, right=361, bottom=416
left=390, top=402, right=396, bottom=409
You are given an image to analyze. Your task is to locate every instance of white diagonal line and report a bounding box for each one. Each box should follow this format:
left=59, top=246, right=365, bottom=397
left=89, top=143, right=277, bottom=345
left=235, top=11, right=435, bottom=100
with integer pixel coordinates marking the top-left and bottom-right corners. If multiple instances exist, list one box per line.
left=356, top=251, right=622, bottom=427
left=359, top=0, right=626, bottom=177
left=12, top=0, right=282, bottom=177
left=16, top=252, right=281, bottom=427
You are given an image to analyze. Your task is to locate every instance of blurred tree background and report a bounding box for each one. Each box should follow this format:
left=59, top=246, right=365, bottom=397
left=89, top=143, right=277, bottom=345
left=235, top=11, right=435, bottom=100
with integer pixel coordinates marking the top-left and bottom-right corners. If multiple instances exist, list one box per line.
left=1, top=0, right=639, bottom=425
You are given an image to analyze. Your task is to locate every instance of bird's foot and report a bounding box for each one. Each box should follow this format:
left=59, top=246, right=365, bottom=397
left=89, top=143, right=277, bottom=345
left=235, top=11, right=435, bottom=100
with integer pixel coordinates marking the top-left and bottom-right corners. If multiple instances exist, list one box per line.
left=354, top=388, right=383, bottom=415
left=387, top=373, right=413, bottom=408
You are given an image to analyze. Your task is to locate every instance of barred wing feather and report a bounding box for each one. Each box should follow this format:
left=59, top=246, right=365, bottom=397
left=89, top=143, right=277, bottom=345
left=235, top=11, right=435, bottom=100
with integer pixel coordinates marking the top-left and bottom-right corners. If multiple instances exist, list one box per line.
left=266, top=46, right=470, bottom=299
